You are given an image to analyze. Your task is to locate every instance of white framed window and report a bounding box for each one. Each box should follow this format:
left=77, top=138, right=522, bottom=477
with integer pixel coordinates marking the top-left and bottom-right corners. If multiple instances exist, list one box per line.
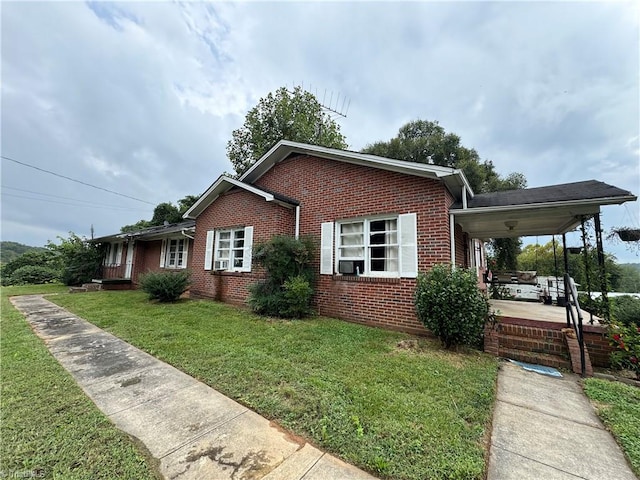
left=104, top=242, right=123, bottom=266
left=160, top=238, right=189, bottom=269
left=321, top=213, right=417, bottom=278
left=337, top=218, right=399, bottom=276
left=210, top=226, right=253, bottom=272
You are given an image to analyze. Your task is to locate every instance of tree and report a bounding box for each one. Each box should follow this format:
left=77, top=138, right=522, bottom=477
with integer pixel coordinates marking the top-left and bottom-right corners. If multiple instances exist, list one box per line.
left=46, top=233, right=104, bottom=286
left=227, top=86, right=348, bottom=176
left=363, top=119, right=527, bottom=269
left=120, top=195, right=198, bottom=233
left=516, top=240, right=623, bottom=291
left=362, top=119, right=525, bottom=194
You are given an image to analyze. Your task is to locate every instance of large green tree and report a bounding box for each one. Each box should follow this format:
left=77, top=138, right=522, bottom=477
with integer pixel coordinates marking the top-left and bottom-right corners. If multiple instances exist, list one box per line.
left=362, top=119, right=525, bottom=194
left=227, top=86, right=348, bottom=176
left=363, top=119, right=526, bottom=269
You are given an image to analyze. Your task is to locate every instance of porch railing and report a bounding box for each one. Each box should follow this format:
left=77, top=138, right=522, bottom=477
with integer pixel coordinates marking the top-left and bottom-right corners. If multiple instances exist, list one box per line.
left=563, top=273, right=586, bottom=376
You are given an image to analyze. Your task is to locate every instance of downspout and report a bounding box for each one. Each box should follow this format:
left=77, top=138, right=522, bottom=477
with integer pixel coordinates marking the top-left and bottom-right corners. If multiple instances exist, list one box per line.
left=295, top=205, right=300, bottom=239
left=450, top=214, right=456, bottom=266
left=181, top=229, right=195, bottom=240
left=462, top=185, right=467, bottom=209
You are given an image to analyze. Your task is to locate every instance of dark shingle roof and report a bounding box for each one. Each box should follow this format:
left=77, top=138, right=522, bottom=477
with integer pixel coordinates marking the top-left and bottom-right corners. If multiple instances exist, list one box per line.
left=453, top=180, right=634, bottom=209
left=93, top=220, right=195, bottom=242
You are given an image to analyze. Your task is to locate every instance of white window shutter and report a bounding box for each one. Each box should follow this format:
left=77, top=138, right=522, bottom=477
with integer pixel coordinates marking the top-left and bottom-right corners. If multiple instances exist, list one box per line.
left=242, top=226, right=254, bottom=272
left=181, top=239, right=189, bottom=268
left=204, top=231, right=214, bottom=270
left=159, top=239, right=167, bottom=268
left=320, top=222, right=334, bottom=275
left=399, top=213, right=418, bottom=278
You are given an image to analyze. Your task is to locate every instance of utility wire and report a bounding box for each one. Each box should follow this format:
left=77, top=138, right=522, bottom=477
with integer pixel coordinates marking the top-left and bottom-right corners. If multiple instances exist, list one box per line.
left=1, top=185, right=149, bottom=210
left=2, top=192, right=150, bottom=211
left=1, top=154, right=155, bottom=205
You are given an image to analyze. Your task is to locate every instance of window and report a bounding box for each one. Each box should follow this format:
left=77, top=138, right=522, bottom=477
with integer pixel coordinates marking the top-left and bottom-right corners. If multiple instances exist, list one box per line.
left=207, top=226, right=253, bottom=272
left=104, top=242, right=122, bottom=266
left=160, top=238, right=189, bottom=269
left=338, top=218, right=398, bottom=276
left=321, top=213, right=417, bottom=278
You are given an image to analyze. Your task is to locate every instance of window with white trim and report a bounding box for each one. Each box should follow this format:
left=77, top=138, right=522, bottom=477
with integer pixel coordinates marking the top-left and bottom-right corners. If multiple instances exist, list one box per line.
left=338, top=218, right=399, bottom=276
left=321, top=213, right=417, bottom=278
left=212, top=226, right=253, bottom=272
left=161, top=238, right=189, bottom=269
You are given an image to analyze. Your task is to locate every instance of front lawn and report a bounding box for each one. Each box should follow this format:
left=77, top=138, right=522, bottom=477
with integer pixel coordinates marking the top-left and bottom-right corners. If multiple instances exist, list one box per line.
left=1, top=285, right=159, bottom=480
left=50, top=290, right=498, bottom=480
left=583, top=378, right=640, bottom=476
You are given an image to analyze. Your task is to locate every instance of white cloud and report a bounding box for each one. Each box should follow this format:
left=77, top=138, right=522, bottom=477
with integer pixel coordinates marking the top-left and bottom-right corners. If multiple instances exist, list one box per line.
left=1, top=1, right=638, bottom=266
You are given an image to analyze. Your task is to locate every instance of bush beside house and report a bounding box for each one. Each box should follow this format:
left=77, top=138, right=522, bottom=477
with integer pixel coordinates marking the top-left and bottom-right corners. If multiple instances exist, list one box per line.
left=139, top=270, right=191, bottom=302
left=415, top=264, right=489, bottom=349
left=248, top=236, right=315, bottom=318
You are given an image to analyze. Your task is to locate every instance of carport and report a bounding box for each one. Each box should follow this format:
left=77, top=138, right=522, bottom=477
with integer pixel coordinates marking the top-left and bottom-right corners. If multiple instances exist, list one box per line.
left=450, top=179, right=637, bottom=375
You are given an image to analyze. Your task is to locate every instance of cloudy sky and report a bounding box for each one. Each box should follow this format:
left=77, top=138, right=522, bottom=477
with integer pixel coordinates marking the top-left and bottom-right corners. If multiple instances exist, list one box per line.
left=2, top=1, right=639, bottom=262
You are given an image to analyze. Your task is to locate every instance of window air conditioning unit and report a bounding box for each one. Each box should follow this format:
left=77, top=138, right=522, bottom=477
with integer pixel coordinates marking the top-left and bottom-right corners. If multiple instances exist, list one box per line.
left=338, top=260, right=356, bottom=274
left=214, top=260, right=229, bottom=271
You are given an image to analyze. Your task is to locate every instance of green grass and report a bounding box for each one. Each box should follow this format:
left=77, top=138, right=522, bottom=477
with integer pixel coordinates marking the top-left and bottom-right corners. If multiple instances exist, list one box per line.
left=1, top=285, right=159, bottom=480
left=49, top=290, right=498, bottom=480
left=583, top=378, right=640, bottom=477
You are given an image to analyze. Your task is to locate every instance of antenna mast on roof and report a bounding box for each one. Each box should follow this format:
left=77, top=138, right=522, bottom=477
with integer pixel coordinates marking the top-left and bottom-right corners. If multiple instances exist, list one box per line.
left=290, top=81, right=350, bottom=119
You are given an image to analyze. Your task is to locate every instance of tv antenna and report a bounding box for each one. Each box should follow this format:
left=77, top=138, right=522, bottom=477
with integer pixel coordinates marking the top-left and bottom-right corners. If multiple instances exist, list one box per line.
left=290, top=81, right=350, bottom=119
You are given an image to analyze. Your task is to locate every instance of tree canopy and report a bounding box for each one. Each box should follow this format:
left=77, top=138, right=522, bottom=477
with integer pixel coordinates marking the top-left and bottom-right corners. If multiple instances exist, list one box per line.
left=227, top=86, right=348, bottom=176
left=362, top=119, right=526, bottom=194
left=120, top=195, right=198, bottom=233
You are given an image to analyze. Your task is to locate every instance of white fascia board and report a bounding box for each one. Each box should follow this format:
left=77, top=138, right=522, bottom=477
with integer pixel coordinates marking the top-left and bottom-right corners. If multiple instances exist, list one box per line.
left=240, top=140, right=472, bottom=201
left=183, top=175, right=279, bottom=219
left=452, top=196, right=637, bottom=216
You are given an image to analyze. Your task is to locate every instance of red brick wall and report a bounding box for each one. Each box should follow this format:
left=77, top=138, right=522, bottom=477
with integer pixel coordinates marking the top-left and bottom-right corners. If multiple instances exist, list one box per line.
left=190, top=188, right=296, bottom=302
left=129, top=238, right=195, bottom=285
left=253, top=154, right=453, bottom=332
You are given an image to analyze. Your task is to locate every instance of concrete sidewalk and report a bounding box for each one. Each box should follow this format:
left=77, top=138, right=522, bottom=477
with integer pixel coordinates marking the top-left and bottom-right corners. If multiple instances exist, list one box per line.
left=10, top=295, right=376, bottom=480
left=488, top=361, right=638, bottom=480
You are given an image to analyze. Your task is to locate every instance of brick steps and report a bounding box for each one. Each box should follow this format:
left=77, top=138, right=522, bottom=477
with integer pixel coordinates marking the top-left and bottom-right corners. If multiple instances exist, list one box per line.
left=497, top=333, right=565, bottom=355
left=498, top=347, right=571, bottom=369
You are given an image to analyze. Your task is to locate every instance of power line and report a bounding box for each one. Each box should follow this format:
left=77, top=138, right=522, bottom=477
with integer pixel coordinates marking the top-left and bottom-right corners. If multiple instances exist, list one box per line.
left=1, top=154, right=155, bottom=205
left=1, top=185, right=148, bottom=209
left=2, top=192, right=150, bottom=211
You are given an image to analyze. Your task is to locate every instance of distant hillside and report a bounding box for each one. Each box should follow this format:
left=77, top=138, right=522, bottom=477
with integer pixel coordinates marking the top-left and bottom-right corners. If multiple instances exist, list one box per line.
left=0, top=241, right=46, bottom=264
left=620, top=263, right=640, bottom=272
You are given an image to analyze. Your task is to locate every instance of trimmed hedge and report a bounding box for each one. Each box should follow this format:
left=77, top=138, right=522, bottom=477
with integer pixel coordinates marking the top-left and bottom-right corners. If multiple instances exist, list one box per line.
left=139, top=270, right=191, bottom=302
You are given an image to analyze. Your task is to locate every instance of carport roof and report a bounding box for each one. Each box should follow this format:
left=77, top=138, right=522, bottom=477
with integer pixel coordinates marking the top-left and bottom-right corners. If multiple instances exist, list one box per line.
left=451, top=180, right=636, bottom=239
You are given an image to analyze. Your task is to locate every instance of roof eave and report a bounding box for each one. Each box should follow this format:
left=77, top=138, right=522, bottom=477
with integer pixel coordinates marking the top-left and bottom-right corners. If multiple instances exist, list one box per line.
left=240, top=140, right=474, bottom=201
left=452, top=195, right=637, bottom=215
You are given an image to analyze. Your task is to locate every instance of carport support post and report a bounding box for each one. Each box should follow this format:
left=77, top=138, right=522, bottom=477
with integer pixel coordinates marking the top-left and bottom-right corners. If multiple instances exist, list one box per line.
left=562, top=234, right=570, bottom=328
left=594, top=213, right=610, bottom=322
left=580, top=217, right=594, bottom=324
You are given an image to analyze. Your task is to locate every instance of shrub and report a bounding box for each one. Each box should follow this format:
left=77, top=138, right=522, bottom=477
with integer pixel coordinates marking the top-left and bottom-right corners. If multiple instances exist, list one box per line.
left=9, top=265, right=59, bottom=285
left=611, top=295, right=640, bottom=327
left=139, top=270, right=191, bottom=302
left=47, top=233, right=104, bottom=286
left=609, top=324, right=640, bottom=379
left=248, top=236, right=314, bottom=318
left=609, top=295, right=640, bottom=379
left=415, top=264, right=489, bottom=349
left=1, top=250, right=60, bottom=285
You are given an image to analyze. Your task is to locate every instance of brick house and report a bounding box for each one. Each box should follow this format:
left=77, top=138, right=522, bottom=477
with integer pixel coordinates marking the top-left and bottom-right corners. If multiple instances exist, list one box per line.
left=95, top=140, right=635, bottom=338
left=182, top=141, right=482, bottom=335
left=94, top=220, right=195, bottom=285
